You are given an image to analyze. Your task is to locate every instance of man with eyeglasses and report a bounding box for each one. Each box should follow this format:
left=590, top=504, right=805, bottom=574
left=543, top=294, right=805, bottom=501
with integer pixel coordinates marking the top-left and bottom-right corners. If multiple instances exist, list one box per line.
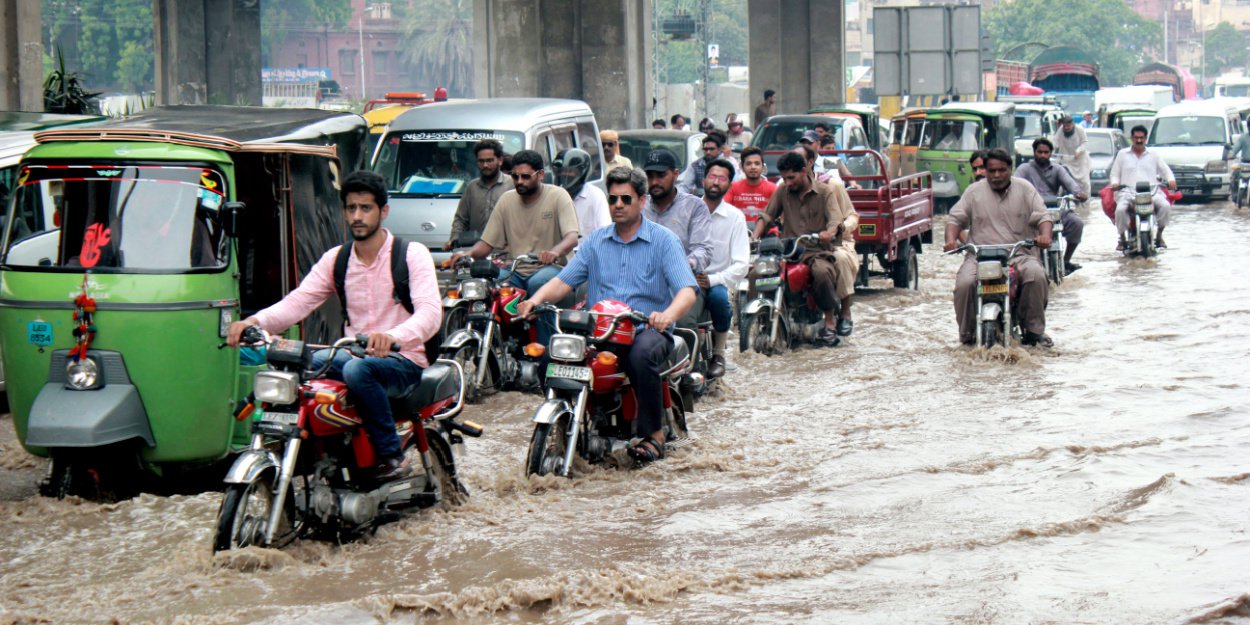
left=600, top=130, right=633, bottom=171
left=452, top=149, right=580, bottom=346
left=678, top=133, right=740, bottom=197
left=445, top=139, right=513, bottom=250
left=698, top=159, right=749, bottom=378
left=516, top=166, right=698, bottom=467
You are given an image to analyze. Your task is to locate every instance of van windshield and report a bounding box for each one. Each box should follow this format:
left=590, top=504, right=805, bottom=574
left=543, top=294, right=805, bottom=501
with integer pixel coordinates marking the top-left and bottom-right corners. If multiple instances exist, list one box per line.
left=2, top=164, right=228, bottom=272
left=1222, top=84, right=1250, bottom=98
left=373, top=130, right=525, bottom=197
left=753, top=120, right=846, bottom=150
left=1149, top=115, right=1227, bottom=146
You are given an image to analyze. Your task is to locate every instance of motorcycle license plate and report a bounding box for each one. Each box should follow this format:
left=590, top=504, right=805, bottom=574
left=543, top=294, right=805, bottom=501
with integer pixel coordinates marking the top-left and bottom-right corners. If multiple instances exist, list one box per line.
left=546, top=364, right=591, bottom=382
left=260, top=411, right=299, bottom=425
left=754, top=276, right=782, bottom=288
left=981, top=283, right=1009, bottom=295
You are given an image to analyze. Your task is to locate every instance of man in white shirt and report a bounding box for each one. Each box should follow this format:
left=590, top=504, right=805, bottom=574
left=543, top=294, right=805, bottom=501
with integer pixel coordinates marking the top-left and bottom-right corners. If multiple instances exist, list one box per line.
left=555, top=148, right=611, bottom=238
left=1109, top=125, right=1177, bottom=249
left=697, top=158, right=749, bottom=378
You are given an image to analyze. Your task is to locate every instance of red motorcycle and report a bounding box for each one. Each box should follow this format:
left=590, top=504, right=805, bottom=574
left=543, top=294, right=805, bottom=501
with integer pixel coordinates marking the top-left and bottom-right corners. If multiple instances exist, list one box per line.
left=213, top=328, right=482, bottom=551
left=737, top=234, right=830, bottom=354
left=524, top=301, right=693, bottom=477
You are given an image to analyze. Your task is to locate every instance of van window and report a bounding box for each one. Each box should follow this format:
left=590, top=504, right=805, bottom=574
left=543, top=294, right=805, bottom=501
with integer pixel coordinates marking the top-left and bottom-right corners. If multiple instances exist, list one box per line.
left=552, top=125, right=577, bottom=156
left=1149, top=115, right=1227, bottom=146
left=532, top=129, right=554, bottom=164
left=373, top=130, right=525, bottom=196
left=575, top=120, right=602, bottom=180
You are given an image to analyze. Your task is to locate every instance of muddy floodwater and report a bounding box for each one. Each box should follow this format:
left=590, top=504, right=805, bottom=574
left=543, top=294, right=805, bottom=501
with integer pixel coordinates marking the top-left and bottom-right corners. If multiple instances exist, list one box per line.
left=2, top=202, right=1248, bottom=625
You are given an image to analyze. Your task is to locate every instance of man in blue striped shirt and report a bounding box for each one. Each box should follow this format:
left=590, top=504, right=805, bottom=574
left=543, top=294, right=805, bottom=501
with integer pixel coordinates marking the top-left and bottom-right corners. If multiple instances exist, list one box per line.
left=518, top=166, right=698, bottom=466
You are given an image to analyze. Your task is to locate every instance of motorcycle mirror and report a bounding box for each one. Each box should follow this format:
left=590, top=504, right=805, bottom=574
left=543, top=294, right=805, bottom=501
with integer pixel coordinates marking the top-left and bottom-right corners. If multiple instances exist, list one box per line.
left=222, top=201, right=246, bottom=238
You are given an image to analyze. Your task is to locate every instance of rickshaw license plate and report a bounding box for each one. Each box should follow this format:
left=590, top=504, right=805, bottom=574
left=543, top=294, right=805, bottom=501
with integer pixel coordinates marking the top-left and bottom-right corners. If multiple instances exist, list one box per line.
left=754, top=276, right=782, bottom=287
left=546, top=364, right=591, bottom=382
left=260, top=411, right=299, bottom=425
left=27, top=321, right=52, bottom=346
left=981, top=283, right=1009, bottom=295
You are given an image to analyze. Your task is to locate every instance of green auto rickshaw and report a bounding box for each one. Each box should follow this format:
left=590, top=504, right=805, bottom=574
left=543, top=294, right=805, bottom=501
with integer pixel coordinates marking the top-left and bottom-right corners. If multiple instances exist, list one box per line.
left=0, top=106, right=367, bottom=497
left=917, top=102, right=1015, bottom=211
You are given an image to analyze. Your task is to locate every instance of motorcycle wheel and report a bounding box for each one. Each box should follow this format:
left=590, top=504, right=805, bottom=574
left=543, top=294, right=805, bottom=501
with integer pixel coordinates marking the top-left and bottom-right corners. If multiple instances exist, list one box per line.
left=1139, top=229, right=1154, bottom=258
left=420, top=433, right=468, bottom=508
left=980, top=319, right=999, bottom=349
left=525, top=417, right=570, bottom=477
left=212, top=473, right=294, bottom=552
left=439, top=307, right=467, bottom=345
left=1047, top=250, right=1063, bottom=285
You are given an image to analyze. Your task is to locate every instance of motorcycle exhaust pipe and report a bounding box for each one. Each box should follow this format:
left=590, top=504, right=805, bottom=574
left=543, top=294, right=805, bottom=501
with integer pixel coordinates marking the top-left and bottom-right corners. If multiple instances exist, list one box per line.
left=445, top=419, right=484, bottom=438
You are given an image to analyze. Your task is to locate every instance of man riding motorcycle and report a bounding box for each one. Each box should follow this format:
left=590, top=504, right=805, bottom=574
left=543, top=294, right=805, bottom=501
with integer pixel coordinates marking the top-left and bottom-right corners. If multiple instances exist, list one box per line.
left=518, top=166, right=698, bottom=466
left=1110, top=125, right=1176, bottom=250
left=1014, top=137, right=1088, bottom=273
left=751, top=151, right=860, bottom=343
left=227, top=171, right=443, bottom=481
left=944, top=148, right=1054, bottom=348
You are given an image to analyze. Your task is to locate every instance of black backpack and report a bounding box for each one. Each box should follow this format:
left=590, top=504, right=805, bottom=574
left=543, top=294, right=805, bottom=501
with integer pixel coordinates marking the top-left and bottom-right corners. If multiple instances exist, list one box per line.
left=333, top=237, right=413, bottom=327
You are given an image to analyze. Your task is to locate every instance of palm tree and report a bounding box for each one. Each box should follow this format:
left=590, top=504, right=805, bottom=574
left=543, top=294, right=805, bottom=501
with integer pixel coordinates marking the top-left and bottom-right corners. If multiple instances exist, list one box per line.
left=402, top=0, right=474, bottom=97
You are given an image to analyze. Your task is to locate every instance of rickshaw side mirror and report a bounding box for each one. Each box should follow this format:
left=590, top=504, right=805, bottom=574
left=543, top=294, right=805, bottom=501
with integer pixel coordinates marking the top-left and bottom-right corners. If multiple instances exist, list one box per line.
left=222, top=202, right=246, bottom=238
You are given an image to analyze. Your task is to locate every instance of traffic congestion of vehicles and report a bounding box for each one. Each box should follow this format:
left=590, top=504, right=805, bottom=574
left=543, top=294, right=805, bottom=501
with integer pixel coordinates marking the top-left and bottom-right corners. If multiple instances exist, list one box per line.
left=0, top=72, right=1242, bottom=623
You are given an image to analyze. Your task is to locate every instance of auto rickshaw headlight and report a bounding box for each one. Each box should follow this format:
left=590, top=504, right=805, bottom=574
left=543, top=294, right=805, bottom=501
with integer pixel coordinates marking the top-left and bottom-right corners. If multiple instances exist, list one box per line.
left=65, top=357, right=101, bottom=390
left=254, top=371, right=300, bottom=404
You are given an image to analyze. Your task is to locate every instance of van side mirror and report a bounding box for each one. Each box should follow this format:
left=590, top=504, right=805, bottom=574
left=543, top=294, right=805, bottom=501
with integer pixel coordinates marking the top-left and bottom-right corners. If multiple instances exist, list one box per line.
left=222, top=201, right=246, bottom=238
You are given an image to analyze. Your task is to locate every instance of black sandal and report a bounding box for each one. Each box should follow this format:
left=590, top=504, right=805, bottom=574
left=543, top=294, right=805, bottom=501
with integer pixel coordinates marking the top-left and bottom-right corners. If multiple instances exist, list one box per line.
left=628, top=434, right=666, bottom=465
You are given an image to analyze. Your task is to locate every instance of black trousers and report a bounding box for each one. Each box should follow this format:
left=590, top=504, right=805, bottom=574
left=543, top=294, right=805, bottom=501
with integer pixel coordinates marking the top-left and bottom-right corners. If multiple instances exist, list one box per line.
left=614, top=328, right=672, bottom=438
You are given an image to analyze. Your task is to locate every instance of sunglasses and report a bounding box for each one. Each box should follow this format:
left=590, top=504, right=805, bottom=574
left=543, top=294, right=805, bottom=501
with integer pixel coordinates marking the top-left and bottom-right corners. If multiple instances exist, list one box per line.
left=607, top=194, right=635, bottom=205
left=510, top=171, right=540, bottom=181
left=602, top=141, right=617, bottom=147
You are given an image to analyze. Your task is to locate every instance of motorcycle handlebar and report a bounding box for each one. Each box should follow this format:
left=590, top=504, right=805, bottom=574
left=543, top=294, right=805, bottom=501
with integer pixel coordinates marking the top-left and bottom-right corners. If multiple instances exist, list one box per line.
left=946, top=240, right=1036, bottom=256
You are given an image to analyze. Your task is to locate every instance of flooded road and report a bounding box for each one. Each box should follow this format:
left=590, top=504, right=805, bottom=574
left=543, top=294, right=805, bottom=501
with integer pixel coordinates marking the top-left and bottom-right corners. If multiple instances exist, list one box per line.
left=2, top=201, right=1248, bottom=625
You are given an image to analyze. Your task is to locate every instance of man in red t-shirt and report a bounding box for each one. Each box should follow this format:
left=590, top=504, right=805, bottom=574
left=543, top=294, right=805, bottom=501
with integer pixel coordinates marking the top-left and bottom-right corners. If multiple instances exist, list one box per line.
left=725, top=146, right=777, bottom=226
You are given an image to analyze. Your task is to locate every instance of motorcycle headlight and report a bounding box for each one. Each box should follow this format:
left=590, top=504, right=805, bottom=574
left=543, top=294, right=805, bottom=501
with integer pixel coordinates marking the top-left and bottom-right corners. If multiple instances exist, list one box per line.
left=65, top=357, right=101, bottom=390
left=548, top=334, right=586, bottom=362
left=752, top=258, right=779, bottom=276
left=1206, top=160, right=1228, bottom=173
left=254, top=370, right=300, bottom=404
left=976, top=261, right=1004, bottom=281
left=459, top=279, right=488, bottom=300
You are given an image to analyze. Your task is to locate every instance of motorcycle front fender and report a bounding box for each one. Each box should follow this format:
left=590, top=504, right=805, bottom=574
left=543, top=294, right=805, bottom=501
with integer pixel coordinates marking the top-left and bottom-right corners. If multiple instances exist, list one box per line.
left=741, top=297, right=773, bottom=317
left=440, top=328, right=482, bottom=352
left=980, top=301, right=1003, bottom=322
left=531, top=399, right=573, bottom=425
left=223, top=448, right=280, bottom=485
left=442, top=297, right=470, bottom=309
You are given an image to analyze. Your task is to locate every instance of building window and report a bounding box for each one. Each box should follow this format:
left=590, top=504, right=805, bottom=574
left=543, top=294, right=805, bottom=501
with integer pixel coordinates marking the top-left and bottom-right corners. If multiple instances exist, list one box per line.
left=340, top=49, right=358, bottom=76
left=372, top=51, right=388, bottom=77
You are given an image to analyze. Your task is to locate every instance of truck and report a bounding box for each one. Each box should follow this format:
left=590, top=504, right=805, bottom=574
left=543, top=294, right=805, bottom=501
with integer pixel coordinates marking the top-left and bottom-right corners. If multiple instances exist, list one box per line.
left=1134, top=63, right=1197, bottom=101
left=1028, top=46, right=1100, bottom=117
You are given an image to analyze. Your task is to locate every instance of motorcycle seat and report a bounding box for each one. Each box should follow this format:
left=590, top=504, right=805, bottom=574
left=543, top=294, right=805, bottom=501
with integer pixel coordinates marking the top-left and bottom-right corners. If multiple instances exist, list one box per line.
left=659, top=336, right=691, bottom=377
left=388, top=362, right=458, bottom=417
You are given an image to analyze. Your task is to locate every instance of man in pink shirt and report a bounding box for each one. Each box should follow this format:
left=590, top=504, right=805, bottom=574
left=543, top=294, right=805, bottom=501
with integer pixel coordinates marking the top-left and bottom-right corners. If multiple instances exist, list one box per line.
left=227, top=171, right=442, bottom=481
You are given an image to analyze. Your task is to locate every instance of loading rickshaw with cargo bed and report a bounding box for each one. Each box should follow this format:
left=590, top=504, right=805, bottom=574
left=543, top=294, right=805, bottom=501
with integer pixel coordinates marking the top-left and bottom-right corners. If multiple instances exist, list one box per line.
left=0, top=106, right=370, bottom=499
left=833, top=149, right=934, bottom=289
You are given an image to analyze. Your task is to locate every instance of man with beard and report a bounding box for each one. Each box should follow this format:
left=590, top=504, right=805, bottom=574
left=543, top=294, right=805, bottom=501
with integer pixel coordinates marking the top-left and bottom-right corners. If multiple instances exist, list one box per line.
left=753, top=152, right=860, bottom=343
left=643, top=148, right=714, bottom=272
left=517, top=167, right=697, bottom=467
left=1014, top=137, right=1088, bottom=273
left=453, top=149, right=581, bottom=345
left=445, top=139, right=513, bottom=249
left=698, top=159, right=749, bottom=378
left=944, top=148, right=1054, bottom=348
left=1050, top=115, right=1091, bottom=197
left=679, top=133, right=740, bottom=196
left=227, top=171, right=442, bottom=481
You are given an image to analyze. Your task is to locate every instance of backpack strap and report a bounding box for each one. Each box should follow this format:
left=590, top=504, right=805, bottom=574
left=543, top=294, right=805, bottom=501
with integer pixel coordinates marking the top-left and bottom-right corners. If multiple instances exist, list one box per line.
left=333, top=243, right=352, bottom=326
left=390, top=236, right=414, bottom=314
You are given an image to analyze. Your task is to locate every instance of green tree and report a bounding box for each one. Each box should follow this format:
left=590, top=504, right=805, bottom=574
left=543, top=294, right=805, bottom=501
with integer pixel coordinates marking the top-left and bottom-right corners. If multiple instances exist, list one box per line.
left=656, top=0, right=748, bottom=84
left=1204, top=22, right=1247, bottom=76
left=401, top=0, right=474, bottom=97
left=985, top=0, right=1161, bottom=86
left=261, top=0, right=353, bottom=66
left=112, top=0, right=152, bottom=92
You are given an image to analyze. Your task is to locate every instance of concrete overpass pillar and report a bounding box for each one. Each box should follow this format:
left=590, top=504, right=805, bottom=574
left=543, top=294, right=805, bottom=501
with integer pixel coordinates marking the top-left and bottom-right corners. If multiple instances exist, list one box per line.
left=154, top=0, right=261, bottom=106
left=0, top=0, right=43, bottom=111
left=473, top=0, right=651, bottom=130
left=749, top=0, right=845, bottom=114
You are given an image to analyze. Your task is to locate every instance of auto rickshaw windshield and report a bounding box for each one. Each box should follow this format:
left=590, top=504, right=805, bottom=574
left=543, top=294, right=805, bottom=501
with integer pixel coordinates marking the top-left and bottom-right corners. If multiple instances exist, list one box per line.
left=2, top=163, right=229, bottom=272
left=922, top=120, right=982, bottom=151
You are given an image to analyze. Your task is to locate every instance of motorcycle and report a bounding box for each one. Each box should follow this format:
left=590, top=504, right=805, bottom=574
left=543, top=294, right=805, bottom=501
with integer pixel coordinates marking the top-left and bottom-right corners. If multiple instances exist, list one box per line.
left=946, top=240, right=1036, bottom=349
left=439, top=254, right=544, bottom=400
left=1236, top=163, right=1250, bottom=209
left=1124, top=181, right=1164, bottom=258
left=213, top=328, right=481, bottom=551
left=1042, top=194, right=1076, bottom=286
left=675, top=310, right=716, bottom=400
left=524, top=301, right=694, bottom=477
left=737, top=234, right=829, bottom=355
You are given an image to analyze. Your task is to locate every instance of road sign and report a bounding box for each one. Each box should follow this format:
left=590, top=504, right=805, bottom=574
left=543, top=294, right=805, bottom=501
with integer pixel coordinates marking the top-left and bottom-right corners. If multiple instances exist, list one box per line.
left=872, top=6, right=981, bottom=97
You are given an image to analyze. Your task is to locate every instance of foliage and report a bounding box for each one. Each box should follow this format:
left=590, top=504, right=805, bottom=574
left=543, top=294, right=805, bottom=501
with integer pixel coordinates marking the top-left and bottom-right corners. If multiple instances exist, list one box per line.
left=261, top=0, right=353, bottom=66
left=43, top=47, right=101, bottom=114
left=1204, top=22, right=1247, bottom=76
left=657, top=0, right=748, bottom=85
left=985, top=0, right=1161, bottom=86
left=401, top=0, right=475, bottom=97
left=41, top=0, right=153, bottom=93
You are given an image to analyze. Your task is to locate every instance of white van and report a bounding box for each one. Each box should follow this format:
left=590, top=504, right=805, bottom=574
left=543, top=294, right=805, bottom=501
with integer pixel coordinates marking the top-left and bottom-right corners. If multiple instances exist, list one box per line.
left=371, top=98, right=604, bottom=262
left=1148, top=101, right=1243, bottom=200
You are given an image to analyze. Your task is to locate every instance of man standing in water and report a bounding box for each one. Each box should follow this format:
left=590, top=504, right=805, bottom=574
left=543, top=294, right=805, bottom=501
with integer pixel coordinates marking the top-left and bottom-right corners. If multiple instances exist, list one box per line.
left=518, top=167, right=697, bottom=466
